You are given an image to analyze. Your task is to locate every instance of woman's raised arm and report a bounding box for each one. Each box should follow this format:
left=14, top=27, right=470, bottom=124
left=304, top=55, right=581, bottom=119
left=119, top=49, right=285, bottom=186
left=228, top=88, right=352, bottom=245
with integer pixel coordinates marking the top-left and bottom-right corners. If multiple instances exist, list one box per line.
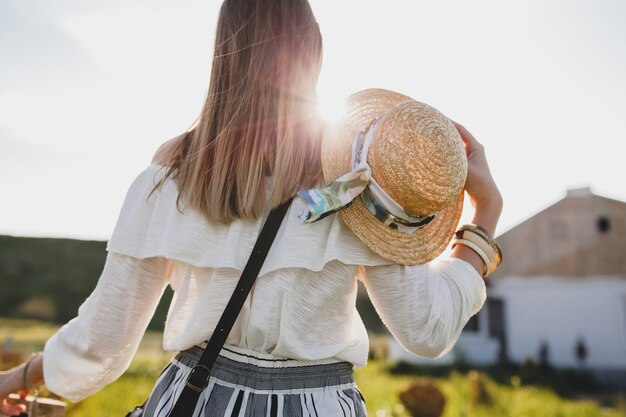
left=448, top=120, right=503, bottom=276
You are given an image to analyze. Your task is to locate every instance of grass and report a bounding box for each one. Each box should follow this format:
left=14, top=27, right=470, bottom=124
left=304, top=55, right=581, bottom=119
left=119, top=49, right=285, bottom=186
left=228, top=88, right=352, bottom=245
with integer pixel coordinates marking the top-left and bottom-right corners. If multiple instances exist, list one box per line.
left=0, top=317, right=59, bottom=350
left=1, top=318, right=625, bottom=417
left=355, top=360, right=626, bottom=417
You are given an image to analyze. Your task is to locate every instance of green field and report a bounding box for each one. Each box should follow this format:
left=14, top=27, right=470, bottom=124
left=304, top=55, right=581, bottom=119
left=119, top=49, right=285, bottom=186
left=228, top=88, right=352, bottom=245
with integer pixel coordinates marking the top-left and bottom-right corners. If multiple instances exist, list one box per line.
left=1, top=318, right=624, bottom=417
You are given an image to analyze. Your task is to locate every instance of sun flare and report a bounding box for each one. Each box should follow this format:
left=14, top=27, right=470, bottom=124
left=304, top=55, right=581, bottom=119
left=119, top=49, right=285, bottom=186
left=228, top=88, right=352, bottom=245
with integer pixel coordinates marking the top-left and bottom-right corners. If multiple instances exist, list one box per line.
left=317, top=89, right=347, bottom=123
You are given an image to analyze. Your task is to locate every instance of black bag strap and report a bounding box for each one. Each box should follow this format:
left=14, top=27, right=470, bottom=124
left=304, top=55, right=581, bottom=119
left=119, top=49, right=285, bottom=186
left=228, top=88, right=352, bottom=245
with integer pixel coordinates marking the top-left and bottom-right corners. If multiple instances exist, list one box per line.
left=167, top=198, right=292, bottom=417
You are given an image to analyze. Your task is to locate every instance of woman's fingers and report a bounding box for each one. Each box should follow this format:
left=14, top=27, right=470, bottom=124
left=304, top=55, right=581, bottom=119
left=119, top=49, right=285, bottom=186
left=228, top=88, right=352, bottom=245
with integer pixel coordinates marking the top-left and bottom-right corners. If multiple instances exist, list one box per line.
left=451, top=120, right=483, bottom=155
left=448, top=118, right=501, bottom=207
left=1, top=398, right=27, bottom=416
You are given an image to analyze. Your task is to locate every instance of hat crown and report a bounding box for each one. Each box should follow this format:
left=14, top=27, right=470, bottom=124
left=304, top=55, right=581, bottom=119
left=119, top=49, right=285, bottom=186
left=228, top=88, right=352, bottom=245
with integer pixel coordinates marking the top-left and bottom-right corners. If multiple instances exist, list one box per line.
left=319, top=88, right=467, bottom=265
left=368, top=100, right=467, bottom=216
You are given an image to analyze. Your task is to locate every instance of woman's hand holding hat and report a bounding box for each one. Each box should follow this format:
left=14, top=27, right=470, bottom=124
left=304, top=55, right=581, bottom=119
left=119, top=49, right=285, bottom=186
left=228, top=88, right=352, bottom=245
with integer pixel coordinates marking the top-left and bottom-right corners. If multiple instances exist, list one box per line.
left=451, top=121, right=502, bottom=239
left=451, top=121, right=503, bottom=215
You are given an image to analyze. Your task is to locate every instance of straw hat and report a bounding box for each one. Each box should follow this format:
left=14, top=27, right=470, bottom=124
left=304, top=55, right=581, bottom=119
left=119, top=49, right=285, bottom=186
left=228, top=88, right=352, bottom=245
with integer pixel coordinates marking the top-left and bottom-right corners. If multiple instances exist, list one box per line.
left=299, top=88, right=467, bottom=265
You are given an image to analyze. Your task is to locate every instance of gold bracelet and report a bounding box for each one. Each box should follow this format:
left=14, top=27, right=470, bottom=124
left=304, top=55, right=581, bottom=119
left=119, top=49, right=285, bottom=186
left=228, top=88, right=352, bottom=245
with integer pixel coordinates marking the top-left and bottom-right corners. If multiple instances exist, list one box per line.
left=461, top=229, right=499, bottom=274
left=451, top=238, right=491, bottom=277
left=455, top=223, right=503, bottom=266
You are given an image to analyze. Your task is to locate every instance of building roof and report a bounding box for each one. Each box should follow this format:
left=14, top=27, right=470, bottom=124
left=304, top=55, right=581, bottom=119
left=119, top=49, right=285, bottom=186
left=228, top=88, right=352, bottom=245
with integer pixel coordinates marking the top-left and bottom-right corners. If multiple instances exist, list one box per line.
left=489, top=187, right=626, bottom=278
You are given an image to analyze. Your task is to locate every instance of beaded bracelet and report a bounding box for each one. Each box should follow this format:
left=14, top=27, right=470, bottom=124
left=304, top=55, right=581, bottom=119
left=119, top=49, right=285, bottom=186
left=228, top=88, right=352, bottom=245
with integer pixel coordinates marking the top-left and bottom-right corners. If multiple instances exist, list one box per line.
left=455, top=223, right=503, bottom=266
left=461, top=229, right=499, bottom=273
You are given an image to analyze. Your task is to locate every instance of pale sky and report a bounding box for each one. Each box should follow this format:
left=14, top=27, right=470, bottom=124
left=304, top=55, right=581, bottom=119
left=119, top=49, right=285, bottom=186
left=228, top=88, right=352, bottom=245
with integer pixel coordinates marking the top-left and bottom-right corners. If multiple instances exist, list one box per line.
left=1, top=0, right=625, bottom=241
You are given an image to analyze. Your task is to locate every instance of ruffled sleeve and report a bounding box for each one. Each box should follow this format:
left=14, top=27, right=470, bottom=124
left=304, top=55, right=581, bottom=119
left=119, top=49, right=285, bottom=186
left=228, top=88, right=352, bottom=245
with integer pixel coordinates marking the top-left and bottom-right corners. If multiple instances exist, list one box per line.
left=105, top=164, right=395, bottom=275
left=359, top=257, right=487, bottom=359
left=42, top=252, right=171, bottom=402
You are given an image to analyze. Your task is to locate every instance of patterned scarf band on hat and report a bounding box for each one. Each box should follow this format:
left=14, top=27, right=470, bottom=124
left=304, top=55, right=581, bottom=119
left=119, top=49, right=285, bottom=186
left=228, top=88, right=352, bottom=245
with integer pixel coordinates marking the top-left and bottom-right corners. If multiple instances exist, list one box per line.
left=297, top=116, right=437, bottom=233
left=297, top=165, right=370, bottom=222
left=360, top=186, right=435, bottom=234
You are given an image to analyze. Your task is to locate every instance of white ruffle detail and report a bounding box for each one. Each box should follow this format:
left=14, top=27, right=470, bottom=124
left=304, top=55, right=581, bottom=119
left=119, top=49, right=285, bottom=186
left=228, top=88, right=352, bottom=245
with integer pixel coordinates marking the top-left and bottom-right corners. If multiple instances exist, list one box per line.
left=105, top=164, right=393, bottom=275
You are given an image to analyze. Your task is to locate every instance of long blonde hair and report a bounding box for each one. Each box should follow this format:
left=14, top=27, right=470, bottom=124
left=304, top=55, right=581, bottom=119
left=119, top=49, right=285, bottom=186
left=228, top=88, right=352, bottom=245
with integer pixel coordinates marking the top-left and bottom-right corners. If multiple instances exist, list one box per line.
left=149, top=0, right=324, bottom=223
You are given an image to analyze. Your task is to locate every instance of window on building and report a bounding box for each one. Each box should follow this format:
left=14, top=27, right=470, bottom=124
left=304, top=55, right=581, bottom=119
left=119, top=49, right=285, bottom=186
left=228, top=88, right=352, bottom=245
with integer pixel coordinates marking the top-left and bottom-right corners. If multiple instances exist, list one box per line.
left=622, top=296, right=626, bottom=348
left=597, top=215, right=611, bottom=234
left=463, top=313, right=480, bottom=332
left=488, top=298, right=505, bottom=338
left=487, top=298, right=508, bottom=362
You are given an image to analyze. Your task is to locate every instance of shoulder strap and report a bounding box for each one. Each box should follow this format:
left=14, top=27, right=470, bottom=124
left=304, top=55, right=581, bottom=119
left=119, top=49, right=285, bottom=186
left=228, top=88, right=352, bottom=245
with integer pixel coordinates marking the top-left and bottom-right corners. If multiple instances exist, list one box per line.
left=167, top=198, right=292, bottom=417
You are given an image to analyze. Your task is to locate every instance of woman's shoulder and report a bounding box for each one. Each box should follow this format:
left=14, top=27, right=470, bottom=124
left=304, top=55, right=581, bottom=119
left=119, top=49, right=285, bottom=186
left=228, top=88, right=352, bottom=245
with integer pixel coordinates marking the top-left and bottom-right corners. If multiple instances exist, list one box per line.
left=151, top=134, right=186, bottom=165
left=105, top=162, right=393, bottom=275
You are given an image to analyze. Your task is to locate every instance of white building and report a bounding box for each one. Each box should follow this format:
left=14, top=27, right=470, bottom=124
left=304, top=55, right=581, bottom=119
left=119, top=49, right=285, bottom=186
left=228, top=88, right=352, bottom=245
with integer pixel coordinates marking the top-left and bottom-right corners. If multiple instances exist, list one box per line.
left=387, top=187, right=626, bottom=385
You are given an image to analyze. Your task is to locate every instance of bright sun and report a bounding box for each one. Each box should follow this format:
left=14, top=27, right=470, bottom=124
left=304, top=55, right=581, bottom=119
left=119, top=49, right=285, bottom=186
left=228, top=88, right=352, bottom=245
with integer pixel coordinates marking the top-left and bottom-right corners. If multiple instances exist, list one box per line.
left=317, top=88, right=347, bottom=123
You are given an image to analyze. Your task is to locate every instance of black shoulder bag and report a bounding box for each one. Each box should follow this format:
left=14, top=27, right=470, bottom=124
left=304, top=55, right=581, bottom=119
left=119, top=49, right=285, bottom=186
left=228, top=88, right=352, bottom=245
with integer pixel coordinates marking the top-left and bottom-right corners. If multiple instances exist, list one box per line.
left=125, top=199, right=292, bottom=417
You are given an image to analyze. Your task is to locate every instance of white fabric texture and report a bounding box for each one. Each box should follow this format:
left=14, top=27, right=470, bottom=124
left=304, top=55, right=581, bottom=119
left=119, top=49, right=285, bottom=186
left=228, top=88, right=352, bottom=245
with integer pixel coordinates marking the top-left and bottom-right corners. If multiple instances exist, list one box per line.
left=42, top=163, right=487, bottom=402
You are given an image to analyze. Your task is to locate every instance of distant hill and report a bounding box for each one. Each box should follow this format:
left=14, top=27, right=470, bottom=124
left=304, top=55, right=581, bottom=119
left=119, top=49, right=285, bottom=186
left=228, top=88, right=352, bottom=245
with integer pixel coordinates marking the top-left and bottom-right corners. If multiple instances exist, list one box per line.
left=0, top=234, right=174, bottom=331
left=0, top=234, right=385, bottom=333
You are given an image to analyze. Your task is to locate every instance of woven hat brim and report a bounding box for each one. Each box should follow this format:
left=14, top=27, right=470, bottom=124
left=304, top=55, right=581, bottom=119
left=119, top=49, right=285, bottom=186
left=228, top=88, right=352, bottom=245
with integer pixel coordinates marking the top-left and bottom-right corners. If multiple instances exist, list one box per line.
left=321, top=88, right=465, bottom=265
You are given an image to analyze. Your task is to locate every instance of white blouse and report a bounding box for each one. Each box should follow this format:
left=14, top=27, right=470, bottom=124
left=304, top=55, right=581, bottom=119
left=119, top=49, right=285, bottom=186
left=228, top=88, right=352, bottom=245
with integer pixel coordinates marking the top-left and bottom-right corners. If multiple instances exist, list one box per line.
left=42, top=163, right=487, bottom=402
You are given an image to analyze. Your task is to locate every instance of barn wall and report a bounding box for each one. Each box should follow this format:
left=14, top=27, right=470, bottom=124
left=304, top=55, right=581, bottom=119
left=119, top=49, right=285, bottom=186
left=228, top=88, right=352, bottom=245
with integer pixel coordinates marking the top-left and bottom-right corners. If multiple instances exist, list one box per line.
left=490, top=194, right=626, bottom=278
left=489, top=276, right=626, bottom=369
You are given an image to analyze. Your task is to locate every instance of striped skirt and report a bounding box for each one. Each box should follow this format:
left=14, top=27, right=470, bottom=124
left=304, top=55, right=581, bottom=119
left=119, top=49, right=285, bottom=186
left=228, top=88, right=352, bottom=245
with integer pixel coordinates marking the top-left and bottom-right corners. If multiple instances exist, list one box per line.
left=141, top=344, right=368, bottom=417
